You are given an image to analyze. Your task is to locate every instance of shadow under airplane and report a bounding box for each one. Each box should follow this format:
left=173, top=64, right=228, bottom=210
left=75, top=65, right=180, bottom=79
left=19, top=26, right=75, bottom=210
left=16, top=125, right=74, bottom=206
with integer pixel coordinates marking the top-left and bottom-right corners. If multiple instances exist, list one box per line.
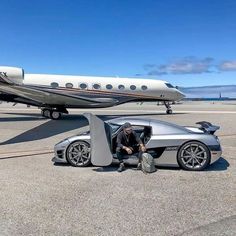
left=0, top=112, right=186, bottom=145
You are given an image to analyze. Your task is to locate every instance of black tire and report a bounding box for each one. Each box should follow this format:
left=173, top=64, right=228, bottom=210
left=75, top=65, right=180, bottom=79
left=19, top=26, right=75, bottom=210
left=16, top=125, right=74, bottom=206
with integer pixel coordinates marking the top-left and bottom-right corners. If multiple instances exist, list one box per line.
left=166, top=109, right=173, bottom=114
left=177, top=141, right=210, bottom=171
left=42, top=109, right=50, bottom=118
left=66, top=141, right=91, bottom=167
left=50, top=111, right=62, bottom=120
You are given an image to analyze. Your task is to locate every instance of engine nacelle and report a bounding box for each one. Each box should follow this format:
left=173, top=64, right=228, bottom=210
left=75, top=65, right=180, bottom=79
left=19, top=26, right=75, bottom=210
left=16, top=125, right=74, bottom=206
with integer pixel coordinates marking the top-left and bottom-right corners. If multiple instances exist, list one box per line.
left=0, top=66, right=24, bottom=85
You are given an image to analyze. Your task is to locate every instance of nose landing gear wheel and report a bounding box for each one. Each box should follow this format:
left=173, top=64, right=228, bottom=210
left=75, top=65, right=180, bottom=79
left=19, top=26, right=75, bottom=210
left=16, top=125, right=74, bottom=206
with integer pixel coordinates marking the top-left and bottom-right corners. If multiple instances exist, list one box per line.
left=164, top=102, right=173, bottom=115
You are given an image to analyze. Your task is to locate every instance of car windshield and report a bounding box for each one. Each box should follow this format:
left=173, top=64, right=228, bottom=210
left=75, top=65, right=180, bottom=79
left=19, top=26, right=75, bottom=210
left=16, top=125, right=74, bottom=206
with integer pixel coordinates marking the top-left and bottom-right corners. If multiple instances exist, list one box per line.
left=107, top=122, right=121, bottom=133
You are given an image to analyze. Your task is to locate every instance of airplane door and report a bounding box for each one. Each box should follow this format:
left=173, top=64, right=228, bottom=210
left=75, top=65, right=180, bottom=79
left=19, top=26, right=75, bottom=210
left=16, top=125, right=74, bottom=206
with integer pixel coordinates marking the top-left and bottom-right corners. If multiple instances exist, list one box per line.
left=83, top=113, right=113, bottom=166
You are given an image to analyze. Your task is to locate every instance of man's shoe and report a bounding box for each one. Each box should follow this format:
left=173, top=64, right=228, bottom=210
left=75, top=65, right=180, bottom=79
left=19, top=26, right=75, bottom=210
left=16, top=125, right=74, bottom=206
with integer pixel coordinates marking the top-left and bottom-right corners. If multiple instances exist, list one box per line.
left=117, top=163, right=125, bottom=172
left=137, top=162, right=142, bottom=170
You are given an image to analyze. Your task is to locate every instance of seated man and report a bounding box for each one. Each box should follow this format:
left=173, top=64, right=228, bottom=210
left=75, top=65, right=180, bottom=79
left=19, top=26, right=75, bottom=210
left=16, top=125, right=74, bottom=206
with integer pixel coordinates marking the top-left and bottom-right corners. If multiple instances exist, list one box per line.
left=116, top=122, right=146, bottom=172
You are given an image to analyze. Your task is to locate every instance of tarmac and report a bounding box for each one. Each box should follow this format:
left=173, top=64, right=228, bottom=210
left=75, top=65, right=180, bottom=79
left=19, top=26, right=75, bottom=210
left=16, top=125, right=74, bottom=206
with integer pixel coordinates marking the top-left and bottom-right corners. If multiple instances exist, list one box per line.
left=0, top=101, right=235, bottom=236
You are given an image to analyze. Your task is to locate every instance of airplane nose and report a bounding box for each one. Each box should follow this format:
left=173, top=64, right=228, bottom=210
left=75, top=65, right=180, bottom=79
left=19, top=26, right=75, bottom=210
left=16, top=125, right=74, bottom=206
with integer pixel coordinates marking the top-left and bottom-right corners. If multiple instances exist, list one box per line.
left=176, top=90, right=185, bottom=100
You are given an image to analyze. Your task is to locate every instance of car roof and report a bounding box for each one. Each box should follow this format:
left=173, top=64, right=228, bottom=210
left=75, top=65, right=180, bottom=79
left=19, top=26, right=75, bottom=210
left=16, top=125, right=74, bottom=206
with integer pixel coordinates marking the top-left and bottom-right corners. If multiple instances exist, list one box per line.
left=108, top=117, right=151, bottom=126
left=108, top=116, right=190, bottom=134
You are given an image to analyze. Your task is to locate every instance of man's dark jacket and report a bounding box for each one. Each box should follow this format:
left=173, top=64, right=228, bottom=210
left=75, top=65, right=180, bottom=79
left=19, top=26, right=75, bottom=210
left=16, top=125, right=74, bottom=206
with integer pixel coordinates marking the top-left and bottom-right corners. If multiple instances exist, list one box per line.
left=116, top=130, right=142, bottom=149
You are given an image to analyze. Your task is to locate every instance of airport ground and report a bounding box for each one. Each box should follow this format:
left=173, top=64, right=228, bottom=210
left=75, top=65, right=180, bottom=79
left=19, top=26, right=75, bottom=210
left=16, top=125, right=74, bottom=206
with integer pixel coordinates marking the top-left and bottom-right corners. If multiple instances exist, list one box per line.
left=0, top=101, right=235, bottom=235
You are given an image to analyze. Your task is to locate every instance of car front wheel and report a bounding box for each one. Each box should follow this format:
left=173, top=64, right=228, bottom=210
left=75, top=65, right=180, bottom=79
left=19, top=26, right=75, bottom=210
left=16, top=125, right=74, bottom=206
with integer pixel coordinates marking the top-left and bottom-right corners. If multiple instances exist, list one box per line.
left=66, top=141, right=91, bottom=167
left=177, top=141, right=210, bottom=171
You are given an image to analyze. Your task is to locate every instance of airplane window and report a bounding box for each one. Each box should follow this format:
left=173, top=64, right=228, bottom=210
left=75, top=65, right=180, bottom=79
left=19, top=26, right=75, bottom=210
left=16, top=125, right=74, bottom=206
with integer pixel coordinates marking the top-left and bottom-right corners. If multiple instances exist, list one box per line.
left=165, top=83, right=175, bottom=88
left=130, top=85, right=136, bottom=90
left=106, top=84, right=113, bottom=90
left=79, top=83, right=87, bottom=89
left=66, top=83, right=73, bottom=88
left=141, top=85, right=148, bottom=90
left=51, top=82, right=59, bottom=88
left=118, top=85, right=125, bottom=90
left=93, top=83, right=101, bottom=90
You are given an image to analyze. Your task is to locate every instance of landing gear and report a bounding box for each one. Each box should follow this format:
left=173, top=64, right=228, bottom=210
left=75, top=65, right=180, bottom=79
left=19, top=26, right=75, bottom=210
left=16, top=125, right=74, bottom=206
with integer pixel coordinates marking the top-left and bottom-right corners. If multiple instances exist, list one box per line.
left=41, top=107, right=67, bottom=120
left=41, top=108, right=51, bottom=118
left=164, top=101, right=173, bottom=114
left=50, top=110, right=62, bottom=120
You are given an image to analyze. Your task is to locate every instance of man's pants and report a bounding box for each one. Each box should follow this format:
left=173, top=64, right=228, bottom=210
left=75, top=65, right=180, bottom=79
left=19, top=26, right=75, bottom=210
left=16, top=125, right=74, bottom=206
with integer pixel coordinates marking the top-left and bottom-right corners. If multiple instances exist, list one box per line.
left=116, top=146, right=143, bottom=164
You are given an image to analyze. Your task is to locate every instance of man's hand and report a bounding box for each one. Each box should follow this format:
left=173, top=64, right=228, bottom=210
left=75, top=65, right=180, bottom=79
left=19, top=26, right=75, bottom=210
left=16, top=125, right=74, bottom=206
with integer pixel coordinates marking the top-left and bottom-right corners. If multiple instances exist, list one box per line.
left=124, top=147, right=133, bottom=154
left=140, top=144, right=146, bottom=152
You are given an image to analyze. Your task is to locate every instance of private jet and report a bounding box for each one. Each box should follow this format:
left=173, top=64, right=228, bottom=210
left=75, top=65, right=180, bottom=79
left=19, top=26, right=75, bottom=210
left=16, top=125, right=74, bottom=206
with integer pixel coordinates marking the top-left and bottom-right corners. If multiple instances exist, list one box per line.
left=0, top=66, right=185, bottom=119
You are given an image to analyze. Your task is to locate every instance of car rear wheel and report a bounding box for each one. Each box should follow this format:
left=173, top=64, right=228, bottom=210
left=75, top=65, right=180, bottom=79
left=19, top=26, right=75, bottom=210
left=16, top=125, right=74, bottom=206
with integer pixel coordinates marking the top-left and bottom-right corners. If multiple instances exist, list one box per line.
left=66, top=141, right=91, bottom=167
left=177, top=141, right=210, bottom=171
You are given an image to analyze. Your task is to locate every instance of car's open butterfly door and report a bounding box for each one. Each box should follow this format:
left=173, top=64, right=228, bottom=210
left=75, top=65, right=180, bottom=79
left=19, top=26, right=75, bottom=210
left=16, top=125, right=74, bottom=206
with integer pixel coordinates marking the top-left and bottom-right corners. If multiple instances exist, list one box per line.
left=83, top=113, right=113, bottom=166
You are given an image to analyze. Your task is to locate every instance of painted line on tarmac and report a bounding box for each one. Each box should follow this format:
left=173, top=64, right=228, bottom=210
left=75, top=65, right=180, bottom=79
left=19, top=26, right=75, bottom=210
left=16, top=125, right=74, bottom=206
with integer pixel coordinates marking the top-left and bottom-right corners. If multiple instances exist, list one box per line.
left=0, top=108, right=236, bottom=114
left=219, top=134, right=236, bottom=137
left=0, top=149, right=52, bottom=155
left=0, top=151, right=54, bottom=160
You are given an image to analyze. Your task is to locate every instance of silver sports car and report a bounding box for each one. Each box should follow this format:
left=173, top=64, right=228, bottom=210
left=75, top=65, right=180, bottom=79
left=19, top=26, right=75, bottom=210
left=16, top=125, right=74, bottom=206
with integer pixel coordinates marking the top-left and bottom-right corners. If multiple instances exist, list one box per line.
left=52, top=113, right=222, bottom=171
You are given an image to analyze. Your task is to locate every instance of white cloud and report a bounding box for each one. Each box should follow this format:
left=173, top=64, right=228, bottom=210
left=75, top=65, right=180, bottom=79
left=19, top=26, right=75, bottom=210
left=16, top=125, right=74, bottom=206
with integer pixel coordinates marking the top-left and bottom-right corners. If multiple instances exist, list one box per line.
left=144, top=57, right=214, bottom=75
left=218, top=61, right=236, bottom=71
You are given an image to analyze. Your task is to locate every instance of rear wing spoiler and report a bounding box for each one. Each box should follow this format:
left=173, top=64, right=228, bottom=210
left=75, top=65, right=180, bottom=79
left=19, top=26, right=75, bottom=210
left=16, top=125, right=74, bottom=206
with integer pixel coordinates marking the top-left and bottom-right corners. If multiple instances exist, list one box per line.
left=196, top=121, right=220, bottom=135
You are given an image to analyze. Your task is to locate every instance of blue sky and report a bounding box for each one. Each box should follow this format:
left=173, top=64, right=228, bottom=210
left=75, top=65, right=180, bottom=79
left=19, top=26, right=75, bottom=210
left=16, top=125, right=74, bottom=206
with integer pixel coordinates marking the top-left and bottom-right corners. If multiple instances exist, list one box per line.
left=0, top=0, right=236, bottom=87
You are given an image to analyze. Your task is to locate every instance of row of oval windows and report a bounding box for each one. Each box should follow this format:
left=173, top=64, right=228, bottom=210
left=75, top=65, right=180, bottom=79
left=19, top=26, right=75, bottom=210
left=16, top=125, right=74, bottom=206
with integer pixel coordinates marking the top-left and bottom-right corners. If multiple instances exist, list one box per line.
left=51, top=82, right=148, bottom=91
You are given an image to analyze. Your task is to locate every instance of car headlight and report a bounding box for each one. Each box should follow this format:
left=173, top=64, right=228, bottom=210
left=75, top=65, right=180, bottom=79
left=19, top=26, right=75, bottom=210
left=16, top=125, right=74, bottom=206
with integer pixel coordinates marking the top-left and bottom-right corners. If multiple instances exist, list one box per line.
left=215, top=136, right=220, bottom=144
left=56, top=139, right=69, bottom=146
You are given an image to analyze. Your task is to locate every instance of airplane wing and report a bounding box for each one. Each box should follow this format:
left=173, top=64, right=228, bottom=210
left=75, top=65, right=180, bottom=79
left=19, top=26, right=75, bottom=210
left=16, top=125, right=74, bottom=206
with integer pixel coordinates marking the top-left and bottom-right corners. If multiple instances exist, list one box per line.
left=0, top=81, right=118, bottom=107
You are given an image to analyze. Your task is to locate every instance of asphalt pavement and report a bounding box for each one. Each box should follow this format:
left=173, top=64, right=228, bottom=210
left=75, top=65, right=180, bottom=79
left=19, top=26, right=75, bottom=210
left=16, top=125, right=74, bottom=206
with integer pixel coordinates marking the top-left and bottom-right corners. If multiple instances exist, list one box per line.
left=0, top=101, right=235, bottom=236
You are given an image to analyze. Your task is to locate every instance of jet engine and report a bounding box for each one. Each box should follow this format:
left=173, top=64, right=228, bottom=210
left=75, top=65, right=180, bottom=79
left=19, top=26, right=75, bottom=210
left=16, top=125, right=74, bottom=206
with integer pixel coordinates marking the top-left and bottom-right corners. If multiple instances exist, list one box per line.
left=0, top=66, right=24, bottom=85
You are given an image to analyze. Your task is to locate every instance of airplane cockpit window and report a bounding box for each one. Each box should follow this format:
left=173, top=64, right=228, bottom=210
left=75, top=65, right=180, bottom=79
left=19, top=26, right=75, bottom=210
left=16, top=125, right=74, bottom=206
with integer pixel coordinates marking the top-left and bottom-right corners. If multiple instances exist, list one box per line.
left=93, top=83, right=101, bottom=90
left=51, top=82, right=59, bottom=88
left=118, top=85, right=125, bottom=90
left=141, top=85, right=148, bottom=90
left=106, top=84, right=113, bottom=90
left=130, top=85, right=136, bottom=90
left=79, top=83, right=87, bottom=89
left=165, top=83, right=175, bottom=88
left=66, top=83, right=73, bottom=88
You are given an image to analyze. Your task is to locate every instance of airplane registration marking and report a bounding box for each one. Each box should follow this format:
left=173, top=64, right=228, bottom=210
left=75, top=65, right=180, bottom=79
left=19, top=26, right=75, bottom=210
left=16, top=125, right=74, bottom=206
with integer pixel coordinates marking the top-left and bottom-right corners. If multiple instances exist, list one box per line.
left=0, top=72, right=7, bottom=77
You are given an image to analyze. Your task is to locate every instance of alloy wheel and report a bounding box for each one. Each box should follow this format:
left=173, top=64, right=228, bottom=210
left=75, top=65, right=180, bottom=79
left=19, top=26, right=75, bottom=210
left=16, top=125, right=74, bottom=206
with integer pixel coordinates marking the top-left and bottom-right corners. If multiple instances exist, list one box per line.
left=66, top=141, right=91, bottom=167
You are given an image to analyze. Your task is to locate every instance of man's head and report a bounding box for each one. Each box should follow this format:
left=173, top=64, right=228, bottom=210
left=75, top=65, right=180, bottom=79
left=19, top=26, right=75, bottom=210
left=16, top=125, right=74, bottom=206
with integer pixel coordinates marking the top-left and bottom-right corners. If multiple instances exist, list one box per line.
left=123, top=122, right=133, bottom=134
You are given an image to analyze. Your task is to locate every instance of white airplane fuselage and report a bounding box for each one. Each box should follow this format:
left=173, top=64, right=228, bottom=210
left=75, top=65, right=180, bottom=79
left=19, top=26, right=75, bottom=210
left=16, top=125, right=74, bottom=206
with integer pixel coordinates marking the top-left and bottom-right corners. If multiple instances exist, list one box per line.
left=24, top=74, right=184, bottom=106
left=0, top=66, right=185, bottom=118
